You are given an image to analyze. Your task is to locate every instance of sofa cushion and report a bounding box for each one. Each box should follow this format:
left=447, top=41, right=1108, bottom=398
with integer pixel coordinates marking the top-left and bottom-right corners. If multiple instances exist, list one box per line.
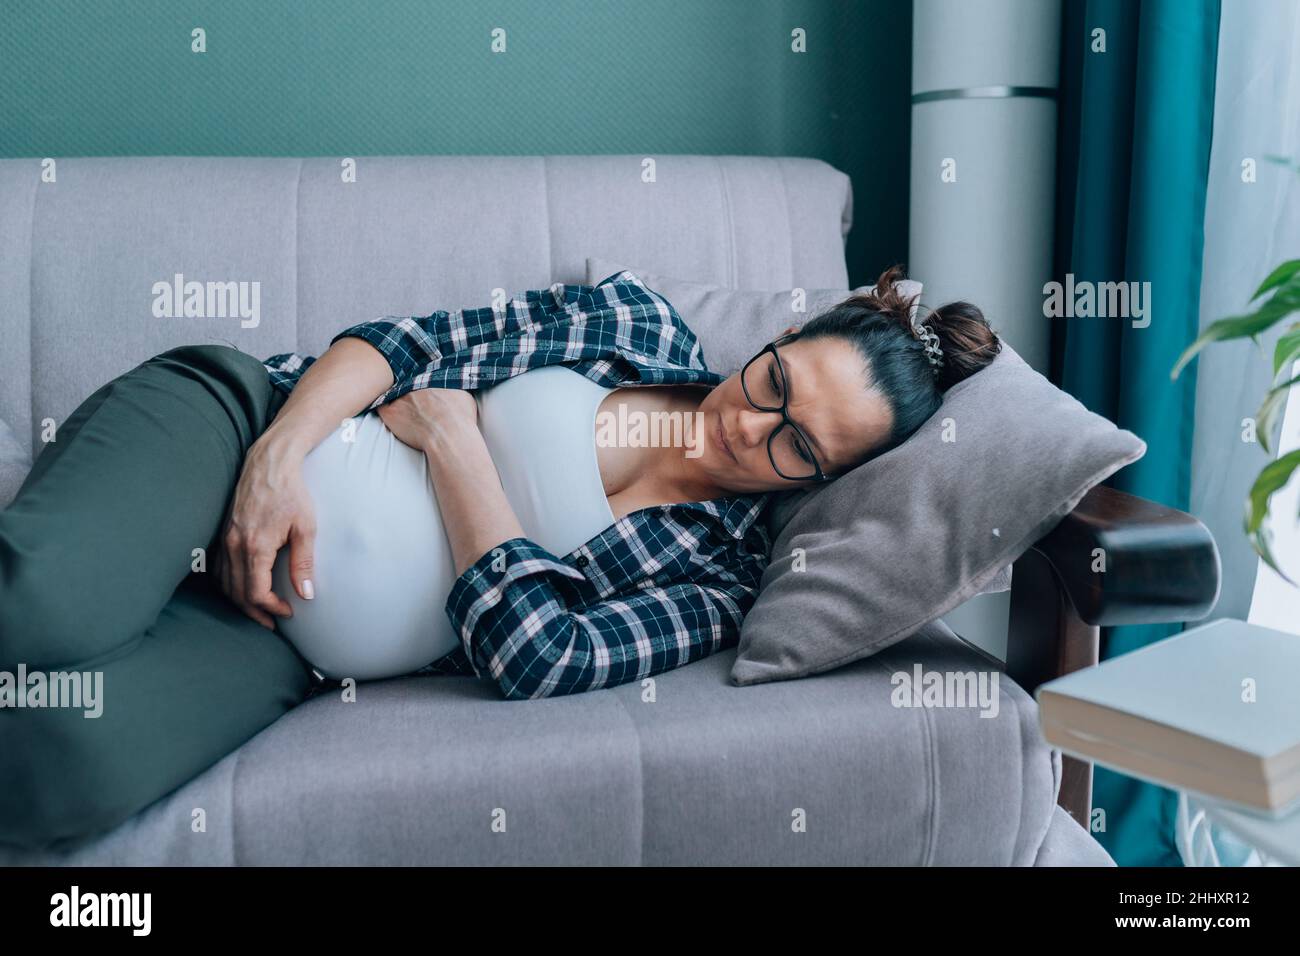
left=731, top=340, right=1146, bottom=686
left=0, top=620, right=1063, bottom=866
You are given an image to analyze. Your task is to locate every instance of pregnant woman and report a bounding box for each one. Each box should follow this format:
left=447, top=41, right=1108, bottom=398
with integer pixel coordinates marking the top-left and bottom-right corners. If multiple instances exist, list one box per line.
left=0, top=267, right=998, bottom=848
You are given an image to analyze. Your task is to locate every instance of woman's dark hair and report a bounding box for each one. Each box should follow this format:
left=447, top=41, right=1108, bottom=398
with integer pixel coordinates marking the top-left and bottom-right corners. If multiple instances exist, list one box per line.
left=797, top=264, right=1001, bottom=462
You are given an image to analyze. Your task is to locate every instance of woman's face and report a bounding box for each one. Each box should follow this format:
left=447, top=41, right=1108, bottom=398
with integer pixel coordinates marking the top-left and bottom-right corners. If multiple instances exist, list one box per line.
left=694, top=331, right=895, bottom=494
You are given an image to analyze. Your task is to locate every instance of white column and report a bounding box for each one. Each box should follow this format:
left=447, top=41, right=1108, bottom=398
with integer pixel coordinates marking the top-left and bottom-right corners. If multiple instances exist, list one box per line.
left=909, top=0, right=1062, bottom=658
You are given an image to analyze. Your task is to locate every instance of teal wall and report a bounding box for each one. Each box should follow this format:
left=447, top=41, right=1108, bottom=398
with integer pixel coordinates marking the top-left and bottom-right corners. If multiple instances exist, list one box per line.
left=0, top=0, right=912, bottom=285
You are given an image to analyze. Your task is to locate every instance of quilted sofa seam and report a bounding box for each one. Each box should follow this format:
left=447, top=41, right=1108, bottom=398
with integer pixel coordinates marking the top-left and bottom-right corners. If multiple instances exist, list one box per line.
left=25, top=163, right=38, bottom=460
left=228, top=746, right=242, bottom=865
left=542, top=156, right=554, bottom=283
left=865, top=649, right=938, bottom=866
left=611, top=692, right=647, bottom=867
left=897, top=629, right=1055, bottom=866
left=1013, top=667, right=1061, bottom=866
left=715, top=156, right=736, bottom=288
left=293, top=158, right=303, bottom=359
left=776, top=157, right=797, bottom=289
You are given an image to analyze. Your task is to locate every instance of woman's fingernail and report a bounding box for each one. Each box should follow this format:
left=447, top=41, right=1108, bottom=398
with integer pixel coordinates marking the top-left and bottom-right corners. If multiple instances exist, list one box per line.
left=302, top=579, right=315, bottom=600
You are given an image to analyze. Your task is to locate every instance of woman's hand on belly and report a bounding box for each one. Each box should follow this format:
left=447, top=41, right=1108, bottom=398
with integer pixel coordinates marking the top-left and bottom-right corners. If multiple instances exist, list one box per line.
left=218, top=335, right=394, bottom=628
left=217, top=437, right=317, bottom=629
left=375, top=387, right=479, bottom=451
left=378, top=389, right=527, bottom=577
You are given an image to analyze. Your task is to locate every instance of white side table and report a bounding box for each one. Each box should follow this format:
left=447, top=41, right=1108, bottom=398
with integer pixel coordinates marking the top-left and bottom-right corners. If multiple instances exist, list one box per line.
left=1177, top=792, right=1300, bottom=866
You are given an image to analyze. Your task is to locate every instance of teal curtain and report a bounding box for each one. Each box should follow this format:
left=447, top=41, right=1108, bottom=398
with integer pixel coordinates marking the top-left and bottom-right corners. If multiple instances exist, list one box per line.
left=1050, top=0, right=1221, bottom=866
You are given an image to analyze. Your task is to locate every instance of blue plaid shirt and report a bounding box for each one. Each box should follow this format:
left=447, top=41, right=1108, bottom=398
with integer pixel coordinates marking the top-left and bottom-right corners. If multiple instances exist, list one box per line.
left=262, top=271, right=773, bottom=700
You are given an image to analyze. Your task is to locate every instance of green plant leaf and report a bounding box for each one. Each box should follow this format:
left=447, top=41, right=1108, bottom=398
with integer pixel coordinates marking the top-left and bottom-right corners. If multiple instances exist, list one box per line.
left=1253, top=259, right=1300, bottom=302
left=1247, top=520, right=1296, bottom=587
left=1172, top=277, right=1300, bottom=380
left=1269, top=273, right=1300, bottom=309
left=1263, top=154, right=1300, bottom=172
left=1245, top=445, right=1300, bottom=534
left=1256, top=388, right=1287, bottom=455
left=1253, top=370, right=1300, bottom=455
left=1245, top=447, right=1300, bottom=586
left=1274, top=322, right=1300, bottom=378
left=1174, top=310, right=1286, bottom=379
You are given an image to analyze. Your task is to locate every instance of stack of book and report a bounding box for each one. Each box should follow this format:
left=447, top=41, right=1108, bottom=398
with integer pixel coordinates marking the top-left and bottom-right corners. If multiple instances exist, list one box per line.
left=1036, top=618, right=1300, bottom=815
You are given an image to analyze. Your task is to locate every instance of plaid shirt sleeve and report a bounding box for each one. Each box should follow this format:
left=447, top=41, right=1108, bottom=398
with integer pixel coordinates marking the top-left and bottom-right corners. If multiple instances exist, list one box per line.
left=263, top=271, right=711, bottom=403
left=445, top=535, right=763, bottom=701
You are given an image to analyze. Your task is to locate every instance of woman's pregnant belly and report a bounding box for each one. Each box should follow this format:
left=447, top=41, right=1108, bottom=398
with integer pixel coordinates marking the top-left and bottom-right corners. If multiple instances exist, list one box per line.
left=271, top=411, right=461, bottom=681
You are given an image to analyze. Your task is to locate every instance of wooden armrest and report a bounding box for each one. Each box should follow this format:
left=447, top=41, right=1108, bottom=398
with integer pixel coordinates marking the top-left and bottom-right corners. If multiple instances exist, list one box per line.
left=1027, top=484, right=1221, bottom=628
left=1004, top=484, right=1221, bottom=828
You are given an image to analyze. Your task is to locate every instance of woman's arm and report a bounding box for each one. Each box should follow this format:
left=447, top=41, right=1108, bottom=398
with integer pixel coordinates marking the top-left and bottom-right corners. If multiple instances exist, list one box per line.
left=219, top=338, right=394, bottom=628
left=259, top=337, right=395, bottom=457
left=373, top=387, right=523, bottom=575
left=376, top=387, right=763, bottom=700
left=447, top=537, right=757, bottom=700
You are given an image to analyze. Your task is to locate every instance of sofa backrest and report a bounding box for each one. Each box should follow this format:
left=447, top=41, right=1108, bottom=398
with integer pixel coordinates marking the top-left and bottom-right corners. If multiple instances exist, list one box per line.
left=0, top=154, right=852, bottom=458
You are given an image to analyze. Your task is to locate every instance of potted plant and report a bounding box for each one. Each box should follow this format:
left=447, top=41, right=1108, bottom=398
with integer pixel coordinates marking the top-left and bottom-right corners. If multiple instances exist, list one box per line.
left=1173, top=158, right=1300, bottom=582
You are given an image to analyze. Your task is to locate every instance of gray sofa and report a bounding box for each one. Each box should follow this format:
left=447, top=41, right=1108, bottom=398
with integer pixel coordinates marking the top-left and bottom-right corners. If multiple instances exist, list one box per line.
left=0, top=154, right=1112, bottom=865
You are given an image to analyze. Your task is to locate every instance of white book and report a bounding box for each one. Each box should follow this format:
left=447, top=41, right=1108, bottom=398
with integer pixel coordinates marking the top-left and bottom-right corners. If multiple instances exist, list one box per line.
left=1036, top=618, right=1300, bottom=815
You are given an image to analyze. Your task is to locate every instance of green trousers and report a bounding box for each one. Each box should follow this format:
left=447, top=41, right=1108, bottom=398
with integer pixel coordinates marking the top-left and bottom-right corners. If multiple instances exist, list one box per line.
left=0, top=345, right=314, bottom=850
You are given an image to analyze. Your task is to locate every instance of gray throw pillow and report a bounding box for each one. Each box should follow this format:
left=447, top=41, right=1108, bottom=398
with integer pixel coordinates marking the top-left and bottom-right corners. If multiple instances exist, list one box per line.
left=584, top=257, right=922, bottom=376
left=731, top=340, right=1146, bottom=686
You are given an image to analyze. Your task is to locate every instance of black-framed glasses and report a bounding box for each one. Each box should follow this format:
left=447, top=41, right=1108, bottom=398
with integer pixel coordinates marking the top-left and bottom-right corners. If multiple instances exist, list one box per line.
left=740, top=332, right=832, bottom=482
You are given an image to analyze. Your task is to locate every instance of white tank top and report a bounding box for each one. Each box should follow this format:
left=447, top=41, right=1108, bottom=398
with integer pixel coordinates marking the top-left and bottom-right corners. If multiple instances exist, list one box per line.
left=271, top=366, right=617, bottom=680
